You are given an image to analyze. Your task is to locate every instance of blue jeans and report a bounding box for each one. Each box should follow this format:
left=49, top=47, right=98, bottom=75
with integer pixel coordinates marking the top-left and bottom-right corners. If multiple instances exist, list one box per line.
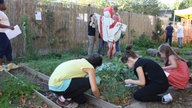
left=0, top=33, right=12, bottom=61
left=165, top=36, right=172, bottom=46
left=178, top=37, right=183, bottom=48
left=116, top=39, right=120, bottom=53
left=98, top=38, right=106, bottom=55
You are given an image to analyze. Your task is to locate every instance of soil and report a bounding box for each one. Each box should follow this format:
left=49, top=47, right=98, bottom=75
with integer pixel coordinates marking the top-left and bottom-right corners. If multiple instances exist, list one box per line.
left=9, top=68, right=99, bottom=108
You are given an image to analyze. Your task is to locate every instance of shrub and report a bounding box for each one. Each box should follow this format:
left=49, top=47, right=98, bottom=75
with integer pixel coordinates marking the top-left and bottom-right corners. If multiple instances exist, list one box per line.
left=133, top=32, right=155, bottom=49
left=96, top=57, right=137, bottom=105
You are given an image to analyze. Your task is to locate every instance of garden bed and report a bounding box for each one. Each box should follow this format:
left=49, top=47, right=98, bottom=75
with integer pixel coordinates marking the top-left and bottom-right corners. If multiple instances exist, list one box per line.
left=9, top=64, right=121, bottom=108
left=0, top=71, right=51, bottom=108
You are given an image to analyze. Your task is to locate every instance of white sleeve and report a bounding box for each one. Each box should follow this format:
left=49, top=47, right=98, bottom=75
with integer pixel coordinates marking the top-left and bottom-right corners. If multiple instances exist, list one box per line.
left=0, top=12, right=4, bottom=21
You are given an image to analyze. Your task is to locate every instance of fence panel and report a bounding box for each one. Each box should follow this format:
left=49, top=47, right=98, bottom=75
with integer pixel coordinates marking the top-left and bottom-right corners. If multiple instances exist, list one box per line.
left=5, top=0, right=167, bottom=57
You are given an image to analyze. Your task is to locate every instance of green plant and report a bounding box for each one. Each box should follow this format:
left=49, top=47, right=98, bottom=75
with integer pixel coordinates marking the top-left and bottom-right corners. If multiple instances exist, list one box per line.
left=133, top=32, right=155, bottom=49
left=96, top=57, right=137, bottom=105
left=20, top=15, right=37, bottom=59
left=152, top=18, right=164, bottom=42
left=0, top=74, right=40, bottom=107
left=48, top=37, right=58, bottom=46
left=130, top=29, right=136, bottom=38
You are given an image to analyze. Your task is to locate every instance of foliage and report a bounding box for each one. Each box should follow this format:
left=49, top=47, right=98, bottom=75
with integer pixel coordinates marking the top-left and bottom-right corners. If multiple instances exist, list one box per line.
left=159, top=3, right=171, bottom=10
left=20, top=15, right=36, bottom=58
left=133, top=32, right=155, bottom=49
left=179, top=0, right=192, bottom=9
left=0, top=74, right=40, bottom=107
left=152, top=18, right=164, bottom=42
left=38, top=0, right=164, bottom=16
left=23, top=49, right=86, bottom=75
left=96, top=57, right=137, bottom=105
left=130, top=0, right=160, bottom=15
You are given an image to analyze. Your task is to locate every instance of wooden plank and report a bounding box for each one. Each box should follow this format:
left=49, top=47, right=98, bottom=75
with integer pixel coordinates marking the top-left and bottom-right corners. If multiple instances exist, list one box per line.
left=5, top=71, right=61, bottom=108
left=20, top=64, right=121, bottom=108
left=20, top=63, right=49, bottom=81
left=85, top=93, right=122, bottom=108
left=33, top=90, right=62, bottom=108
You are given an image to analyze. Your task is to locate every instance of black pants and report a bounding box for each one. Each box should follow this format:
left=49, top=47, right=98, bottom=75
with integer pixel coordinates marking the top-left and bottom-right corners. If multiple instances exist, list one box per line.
left=53, top=78, right=91, bottom=104
left=133, top=83, right=168, bottom=102
left=0, top=33, right=12, bottom=61
left=165, top=36, right=172, bottom=46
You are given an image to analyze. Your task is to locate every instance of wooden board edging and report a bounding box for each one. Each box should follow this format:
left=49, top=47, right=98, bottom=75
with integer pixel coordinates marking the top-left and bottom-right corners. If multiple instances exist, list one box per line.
left=5, top=72, right=61, bottom=108
left=20, top=63, right=122, bottom=108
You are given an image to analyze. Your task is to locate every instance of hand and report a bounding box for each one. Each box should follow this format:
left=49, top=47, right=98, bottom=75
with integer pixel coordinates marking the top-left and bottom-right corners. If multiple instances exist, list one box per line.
left=9, top=26, right=14, bottom=30
left=91, top=17, right=94, bottom=22
left=124, top=79, right=132, bottom=84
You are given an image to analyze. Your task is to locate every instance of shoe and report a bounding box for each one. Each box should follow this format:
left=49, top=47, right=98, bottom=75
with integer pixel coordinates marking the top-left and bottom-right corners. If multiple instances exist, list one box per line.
left=0, top=65, right=5, bottom=71
left=6, top=63, right=19, bottom=71
left=162, top=93, right=173, bottom=104
left=56, top=99, right=78, bottom=108
left=58, top=95, right=72, bottom=102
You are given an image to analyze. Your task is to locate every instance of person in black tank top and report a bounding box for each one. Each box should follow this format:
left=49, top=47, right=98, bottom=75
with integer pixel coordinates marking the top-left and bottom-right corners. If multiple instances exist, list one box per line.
left=87, top=14, right=96, bottom=55
left=121, top=45, right=173, bottom=104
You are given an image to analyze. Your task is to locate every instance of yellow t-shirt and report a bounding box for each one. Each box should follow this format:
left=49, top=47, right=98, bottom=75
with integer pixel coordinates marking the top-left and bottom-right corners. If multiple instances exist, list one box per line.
left=48, top=58, right=94, bottom=91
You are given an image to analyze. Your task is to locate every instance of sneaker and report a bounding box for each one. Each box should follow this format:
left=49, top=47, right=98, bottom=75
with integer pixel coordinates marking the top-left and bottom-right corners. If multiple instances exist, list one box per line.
left=56, top=99, right=78, bottom=108
left=162, top=93, right=173, bottom=104
left=58, top=95, right=72, bottom=102
left=0, top=65, right=5, bottom=71
left=6, top=63, right=19, bottom=71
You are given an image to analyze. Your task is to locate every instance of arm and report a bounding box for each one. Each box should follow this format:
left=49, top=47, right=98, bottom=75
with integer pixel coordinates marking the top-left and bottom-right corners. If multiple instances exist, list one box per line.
left=89, top=21, right=94, bottom=26
left=0, top=23, right=14, bottom=30
left=83, top=68, right=100, bottom=98
left=89, top=17, right=96, bottom=28
left=162, top=55, right=177, bottom=70
left=125, top=66, right=146, bottom=87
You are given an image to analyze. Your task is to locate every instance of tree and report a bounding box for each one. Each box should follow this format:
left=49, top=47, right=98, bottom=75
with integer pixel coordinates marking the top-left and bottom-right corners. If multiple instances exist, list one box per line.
left=159, top=3, right=171, bottom=10
left=130, top=0, right=160, bottom=15
left=179, top=0, right=192, bottom=9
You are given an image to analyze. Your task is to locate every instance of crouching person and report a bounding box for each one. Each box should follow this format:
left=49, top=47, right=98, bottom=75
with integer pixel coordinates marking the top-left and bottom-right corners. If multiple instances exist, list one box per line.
left=48, top=54, right=102, bottom=107
left=121, top=45, right=172, bottom=104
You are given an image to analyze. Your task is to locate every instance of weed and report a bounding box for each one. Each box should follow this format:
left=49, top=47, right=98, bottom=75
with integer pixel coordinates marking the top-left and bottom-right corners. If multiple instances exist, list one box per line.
left=0, top=73, right=40, bottom=107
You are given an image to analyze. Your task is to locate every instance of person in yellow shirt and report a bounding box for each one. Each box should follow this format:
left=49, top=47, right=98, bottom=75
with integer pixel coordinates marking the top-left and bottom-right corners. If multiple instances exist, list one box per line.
left=48, top=54, right=102, bottom=107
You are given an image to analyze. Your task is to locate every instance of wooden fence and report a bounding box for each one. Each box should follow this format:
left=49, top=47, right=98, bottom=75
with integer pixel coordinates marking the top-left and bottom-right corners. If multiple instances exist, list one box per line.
left=5, top=0, right=167, bottom=57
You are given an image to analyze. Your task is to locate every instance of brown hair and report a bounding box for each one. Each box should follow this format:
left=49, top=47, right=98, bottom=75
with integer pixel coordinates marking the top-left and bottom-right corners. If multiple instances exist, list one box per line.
left=121, top=45, right=137, bottom=63
left=158, top=43, right=185, bottom=65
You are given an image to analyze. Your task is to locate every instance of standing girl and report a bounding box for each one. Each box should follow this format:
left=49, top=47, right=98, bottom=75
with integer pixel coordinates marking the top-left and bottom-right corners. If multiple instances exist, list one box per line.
left=121, top=45, right=172, bottom=103
left=87, top=14, right=96, bottom=55
left=158, top=43, right=190, bottom=89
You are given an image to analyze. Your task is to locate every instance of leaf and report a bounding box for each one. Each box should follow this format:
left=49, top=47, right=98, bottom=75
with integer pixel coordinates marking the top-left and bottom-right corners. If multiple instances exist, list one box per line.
left=19, top=96, right=27, bottom=106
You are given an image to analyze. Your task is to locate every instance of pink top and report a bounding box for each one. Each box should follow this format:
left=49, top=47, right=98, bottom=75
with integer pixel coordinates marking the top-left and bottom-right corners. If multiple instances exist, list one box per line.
left=164, top=59, right=190, bottom=89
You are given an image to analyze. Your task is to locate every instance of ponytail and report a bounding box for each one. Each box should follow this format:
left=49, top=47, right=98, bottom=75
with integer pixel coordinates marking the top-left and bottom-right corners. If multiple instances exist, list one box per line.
left=121, top=45, right=137, bottom=63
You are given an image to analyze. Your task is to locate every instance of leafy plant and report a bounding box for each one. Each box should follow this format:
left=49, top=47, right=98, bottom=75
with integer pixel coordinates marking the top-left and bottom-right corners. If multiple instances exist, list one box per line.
left=0, top=74, right=40, bottom=107
left=133, top=32, right=155, bottom=49
left=96, top=57, right=137, bottom=105
left=152, top=18, right=164, bottom=42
